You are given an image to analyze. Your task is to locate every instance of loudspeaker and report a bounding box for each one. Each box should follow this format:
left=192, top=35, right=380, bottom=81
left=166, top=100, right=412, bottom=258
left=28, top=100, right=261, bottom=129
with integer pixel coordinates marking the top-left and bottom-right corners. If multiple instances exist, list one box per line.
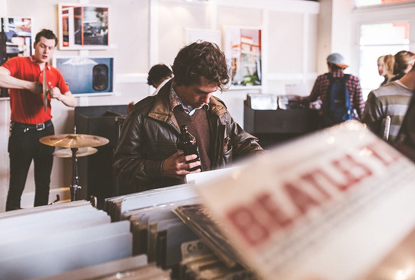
left=93, top=64, right=109, bottom=91
left=74, top=105, right=128, bottom=209
left=54, top=57, right=113, bottom=95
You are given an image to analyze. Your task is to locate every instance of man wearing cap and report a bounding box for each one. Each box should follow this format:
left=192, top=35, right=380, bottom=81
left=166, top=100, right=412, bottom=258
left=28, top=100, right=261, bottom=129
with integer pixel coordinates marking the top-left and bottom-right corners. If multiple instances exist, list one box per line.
left=305, top=53, right=364, bottom=128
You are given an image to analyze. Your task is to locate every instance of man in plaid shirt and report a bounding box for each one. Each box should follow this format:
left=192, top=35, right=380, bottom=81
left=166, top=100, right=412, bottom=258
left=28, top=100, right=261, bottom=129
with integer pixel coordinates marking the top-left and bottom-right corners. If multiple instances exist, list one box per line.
left=306, top=53, right=365, bottom=128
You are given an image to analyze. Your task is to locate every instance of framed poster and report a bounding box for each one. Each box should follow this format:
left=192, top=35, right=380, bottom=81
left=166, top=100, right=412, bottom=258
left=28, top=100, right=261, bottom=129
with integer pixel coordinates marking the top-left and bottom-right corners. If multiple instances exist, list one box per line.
left=58, top=3, right=109, bottom=50
left=53, top=56, right=113, bottom=95
left=224, top=27, right=262, bottom=87
left=0, top=17, right=32, bottom=98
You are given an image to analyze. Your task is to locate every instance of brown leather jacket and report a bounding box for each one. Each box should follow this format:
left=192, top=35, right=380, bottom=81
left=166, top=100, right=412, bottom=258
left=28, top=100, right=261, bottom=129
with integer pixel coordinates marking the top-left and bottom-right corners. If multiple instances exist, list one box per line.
left=113, top=80, right=264, bottom=192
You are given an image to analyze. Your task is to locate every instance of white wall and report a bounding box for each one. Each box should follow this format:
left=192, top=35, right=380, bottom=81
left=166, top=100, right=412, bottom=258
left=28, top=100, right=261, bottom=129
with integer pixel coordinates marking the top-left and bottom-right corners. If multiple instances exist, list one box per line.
left=0, top=0, right=320, bottom=212
left=316, top=0, right=354, bottom=75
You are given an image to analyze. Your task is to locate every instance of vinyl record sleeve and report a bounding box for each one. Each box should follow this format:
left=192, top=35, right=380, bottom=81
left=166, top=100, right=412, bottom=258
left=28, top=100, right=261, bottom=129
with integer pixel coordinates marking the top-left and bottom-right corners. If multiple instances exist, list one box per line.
left=196, top=121, right=415, bottom=280
left=0, top=221, right=132, bottom=280
left=0, top=207, right=110, bottom=246
left=34, top=255, right=148, bottom=280
left=146, top=211, right=178, bottom=262
left=0, top=200, right=91, bottom=220
left=154, top=218, right=182, bottom=266
left=179, top=253, right=217, bottom=280
left=175, top=204, right=241, bottom=268
left=164, top=221, right=199, bottom=269
left=91, top=262, right=170, bottom=280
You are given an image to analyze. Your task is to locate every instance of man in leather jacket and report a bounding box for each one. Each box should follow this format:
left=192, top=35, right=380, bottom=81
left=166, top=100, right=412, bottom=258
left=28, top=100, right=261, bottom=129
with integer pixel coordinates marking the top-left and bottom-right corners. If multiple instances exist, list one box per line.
left=113, top=41, right=264, bottom=192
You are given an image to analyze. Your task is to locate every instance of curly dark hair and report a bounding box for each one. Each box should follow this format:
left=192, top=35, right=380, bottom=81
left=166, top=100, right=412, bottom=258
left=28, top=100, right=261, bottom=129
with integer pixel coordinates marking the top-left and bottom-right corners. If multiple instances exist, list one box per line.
left=35, top=29, right=58, bottom=47
left=172, top=41, right=230, bottom=91
left=147, top=64, right=173, bottom=87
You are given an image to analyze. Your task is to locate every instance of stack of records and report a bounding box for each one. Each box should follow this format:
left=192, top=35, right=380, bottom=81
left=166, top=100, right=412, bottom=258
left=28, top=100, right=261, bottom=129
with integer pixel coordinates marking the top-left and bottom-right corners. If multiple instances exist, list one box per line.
left=175, top=204, right=257, bottom=280
left=104, top=175, right=258, bottom=279
left=35, top=256, right=170, bottom=280
left=0, top=201, right=134, bottom=279
left=104, top=184, right=198, bottom=222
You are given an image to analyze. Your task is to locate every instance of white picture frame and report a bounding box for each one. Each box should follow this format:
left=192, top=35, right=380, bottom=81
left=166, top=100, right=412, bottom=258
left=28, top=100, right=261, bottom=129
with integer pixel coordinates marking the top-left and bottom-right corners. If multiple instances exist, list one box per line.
left=58, top=3, right=109, bottom=50
left=53, top=56, right=114, bottom=96
left=223, top=26, right=262, bottom=87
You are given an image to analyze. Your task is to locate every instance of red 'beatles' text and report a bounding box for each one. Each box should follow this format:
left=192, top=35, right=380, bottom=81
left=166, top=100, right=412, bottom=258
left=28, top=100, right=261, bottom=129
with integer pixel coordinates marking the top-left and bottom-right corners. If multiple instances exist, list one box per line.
left=226, top=142, right=401, bottom=248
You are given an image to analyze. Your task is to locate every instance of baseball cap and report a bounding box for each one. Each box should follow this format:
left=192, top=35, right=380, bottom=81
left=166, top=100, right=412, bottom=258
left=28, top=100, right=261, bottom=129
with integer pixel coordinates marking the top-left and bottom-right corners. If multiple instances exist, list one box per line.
left=327, top=53, right=348, bottom=69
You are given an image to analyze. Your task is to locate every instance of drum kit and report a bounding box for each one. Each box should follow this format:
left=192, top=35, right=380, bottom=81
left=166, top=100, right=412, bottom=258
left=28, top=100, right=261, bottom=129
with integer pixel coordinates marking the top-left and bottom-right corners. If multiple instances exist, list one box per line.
left=39, top=133, right=109, bottom=202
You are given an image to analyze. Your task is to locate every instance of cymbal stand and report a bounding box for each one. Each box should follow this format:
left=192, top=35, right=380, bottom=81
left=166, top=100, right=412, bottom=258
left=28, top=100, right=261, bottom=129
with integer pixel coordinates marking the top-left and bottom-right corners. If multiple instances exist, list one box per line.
left=70, top=126, right=81, bottom=201
left=39, top=126, right=109, bottom=204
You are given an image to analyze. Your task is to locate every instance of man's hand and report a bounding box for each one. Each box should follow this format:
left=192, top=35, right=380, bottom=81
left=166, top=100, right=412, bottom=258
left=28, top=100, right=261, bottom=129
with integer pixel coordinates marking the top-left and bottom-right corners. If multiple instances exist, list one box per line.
left=48, top=87, right=63, bottom=101
left=162, top=151, right=201, bottom=179
left=30, top=82, right=43, bottom=94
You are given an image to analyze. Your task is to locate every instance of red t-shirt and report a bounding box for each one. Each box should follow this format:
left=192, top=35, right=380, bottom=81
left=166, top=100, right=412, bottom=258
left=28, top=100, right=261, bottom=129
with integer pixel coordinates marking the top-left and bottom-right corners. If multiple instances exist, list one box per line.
left=3, top=56, right=70, bottom=124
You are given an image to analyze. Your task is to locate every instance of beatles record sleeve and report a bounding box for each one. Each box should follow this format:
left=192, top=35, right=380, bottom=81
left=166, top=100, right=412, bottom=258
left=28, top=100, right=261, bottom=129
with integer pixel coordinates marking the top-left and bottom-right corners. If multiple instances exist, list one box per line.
left=195, top=120, right=415, bottom=280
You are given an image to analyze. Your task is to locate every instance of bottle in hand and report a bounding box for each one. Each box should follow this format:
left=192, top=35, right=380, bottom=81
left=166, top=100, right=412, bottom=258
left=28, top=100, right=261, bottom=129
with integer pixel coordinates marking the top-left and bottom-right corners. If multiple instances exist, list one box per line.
left=176, top=125, right=202, bottom=172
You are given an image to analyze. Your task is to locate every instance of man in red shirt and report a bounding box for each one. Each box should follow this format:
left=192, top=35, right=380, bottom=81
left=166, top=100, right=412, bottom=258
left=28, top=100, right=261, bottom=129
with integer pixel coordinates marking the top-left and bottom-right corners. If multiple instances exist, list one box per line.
left=0, top=29, right=76, bottom=211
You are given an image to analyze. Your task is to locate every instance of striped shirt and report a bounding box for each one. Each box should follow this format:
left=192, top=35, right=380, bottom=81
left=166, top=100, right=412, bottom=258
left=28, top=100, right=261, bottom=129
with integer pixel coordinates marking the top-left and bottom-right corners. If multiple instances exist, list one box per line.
left=361, top=81, right=414, bottom=142
left=308, top=69, right=365, bottom=118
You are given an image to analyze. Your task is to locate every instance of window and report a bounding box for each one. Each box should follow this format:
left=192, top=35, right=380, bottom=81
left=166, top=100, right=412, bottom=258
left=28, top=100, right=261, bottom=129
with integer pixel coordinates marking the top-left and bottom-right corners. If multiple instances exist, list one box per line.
left=359, top=22, right=410, bottom=99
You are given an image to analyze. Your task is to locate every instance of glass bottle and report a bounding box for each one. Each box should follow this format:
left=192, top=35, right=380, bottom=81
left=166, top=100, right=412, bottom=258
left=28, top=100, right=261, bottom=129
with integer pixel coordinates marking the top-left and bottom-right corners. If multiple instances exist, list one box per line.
left=176, top=125, right=202, bottom=171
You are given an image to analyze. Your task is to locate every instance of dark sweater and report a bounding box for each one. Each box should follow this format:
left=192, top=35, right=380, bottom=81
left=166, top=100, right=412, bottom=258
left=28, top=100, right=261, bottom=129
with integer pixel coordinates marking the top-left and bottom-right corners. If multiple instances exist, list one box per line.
left=173, top=106, right=211, bottom=171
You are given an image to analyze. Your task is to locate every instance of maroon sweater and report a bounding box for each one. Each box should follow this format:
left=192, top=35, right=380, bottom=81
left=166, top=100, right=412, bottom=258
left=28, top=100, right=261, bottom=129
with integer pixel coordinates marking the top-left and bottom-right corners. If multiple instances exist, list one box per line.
left=174, top=107, right=211, bottom=171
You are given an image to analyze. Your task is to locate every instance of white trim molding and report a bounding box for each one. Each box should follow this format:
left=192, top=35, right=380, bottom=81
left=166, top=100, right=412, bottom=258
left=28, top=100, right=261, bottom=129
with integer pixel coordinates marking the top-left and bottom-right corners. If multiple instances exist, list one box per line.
left=158, top=0, right=319, bottom=14
left=218, top=0, right=319, bottom=14
left=115, top=73, right=148, bottom=84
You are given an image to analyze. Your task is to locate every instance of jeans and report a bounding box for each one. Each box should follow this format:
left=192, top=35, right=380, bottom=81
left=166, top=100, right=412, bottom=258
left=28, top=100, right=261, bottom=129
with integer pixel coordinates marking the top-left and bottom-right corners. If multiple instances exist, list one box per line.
left=6, top=121, right=55, bottom=211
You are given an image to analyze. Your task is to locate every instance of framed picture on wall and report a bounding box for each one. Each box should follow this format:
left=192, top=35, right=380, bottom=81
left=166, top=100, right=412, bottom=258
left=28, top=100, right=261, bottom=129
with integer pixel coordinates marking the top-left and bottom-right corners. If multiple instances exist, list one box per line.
left=223, top=26, right=262, bottom=87
left=0, top=17, right=32, bottom=98
left=58, top=3, right=109, bottom=50
left=53, top=56, right=114, bottom=95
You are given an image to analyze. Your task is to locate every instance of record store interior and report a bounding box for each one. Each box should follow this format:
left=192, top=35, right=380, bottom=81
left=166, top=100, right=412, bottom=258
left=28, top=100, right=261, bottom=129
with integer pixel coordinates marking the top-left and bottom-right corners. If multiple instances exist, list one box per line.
left=1, top=0, right=415, bottom=279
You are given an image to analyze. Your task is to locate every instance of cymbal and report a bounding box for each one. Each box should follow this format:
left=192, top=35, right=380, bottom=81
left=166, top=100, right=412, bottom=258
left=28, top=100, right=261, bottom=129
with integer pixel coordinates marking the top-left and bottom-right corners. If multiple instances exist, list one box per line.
left=40, top=134, right=109, bottom=148
left=53, top=147, right=98, bottom=158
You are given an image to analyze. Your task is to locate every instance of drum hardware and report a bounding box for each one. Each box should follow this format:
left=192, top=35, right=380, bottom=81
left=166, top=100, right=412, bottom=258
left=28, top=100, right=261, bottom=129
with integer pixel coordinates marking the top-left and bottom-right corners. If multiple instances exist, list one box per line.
left=40, top=128, right=109, bottom=202
left=52, top=147, right=98, bottom=158
left=39, top=133, right=109, bottom=148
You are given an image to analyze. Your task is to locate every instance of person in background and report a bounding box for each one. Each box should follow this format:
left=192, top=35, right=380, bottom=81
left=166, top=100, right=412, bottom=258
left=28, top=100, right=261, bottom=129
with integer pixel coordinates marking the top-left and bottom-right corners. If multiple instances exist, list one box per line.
left=0, top=29, right=76, bottom=211
left=391, top=50, right=415, bottom=82
left=147, top=63, right=173, bottom=96
left=361, top=62, right=415, bottom=142
left=305, top=53, right=364, bottom=127
left=378, top=54, right=396, bottom=86
left=127, top=64, right=173, bottom=112
left=114, top=41, right=264, bottom=192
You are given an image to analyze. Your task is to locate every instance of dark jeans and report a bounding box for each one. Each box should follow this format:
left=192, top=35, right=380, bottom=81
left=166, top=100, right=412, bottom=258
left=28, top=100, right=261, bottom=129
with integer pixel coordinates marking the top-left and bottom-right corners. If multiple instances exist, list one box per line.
left=6, top=121, right=55, bottom=211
